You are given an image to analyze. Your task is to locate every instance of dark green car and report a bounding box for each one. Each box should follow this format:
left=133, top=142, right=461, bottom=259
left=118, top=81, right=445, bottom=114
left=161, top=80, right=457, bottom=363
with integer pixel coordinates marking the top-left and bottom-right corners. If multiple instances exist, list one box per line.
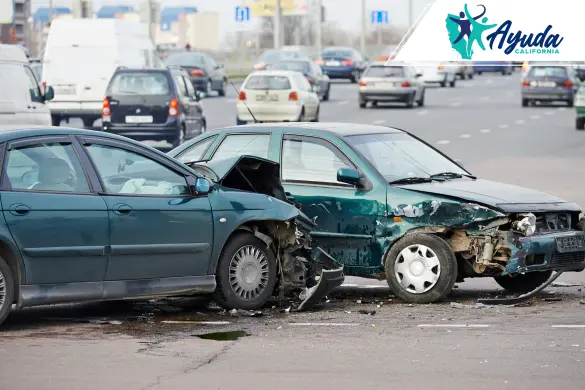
left=169, top=123, right=585, bottom=304
left=0, top=126, right=344, bottom=326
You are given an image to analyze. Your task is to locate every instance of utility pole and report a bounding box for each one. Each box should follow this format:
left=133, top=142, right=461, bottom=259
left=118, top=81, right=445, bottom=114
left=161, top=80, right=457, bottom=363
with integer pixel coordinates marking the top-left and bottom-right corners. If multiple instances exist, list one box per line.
left=315, top=0, right=322, bottom=54
left=146, top=0, right=154, bottom=42
left=274, top=0, right=282, bottom=49
left=360, top=0, right=366, bottom=54
left=48, top=0, right=54, bottom=24
left=408, top=0, right=413, bottom=28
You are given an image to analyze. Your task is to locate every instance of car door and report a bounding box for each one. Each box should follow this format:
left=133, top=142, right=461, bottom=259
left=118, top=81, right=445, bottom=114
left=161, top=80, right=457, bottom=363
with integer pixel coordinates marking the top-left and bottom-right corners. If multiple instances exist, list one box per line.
left=279, top=134, right=381, bottom=270
left=0, top=136, right=109, bottom=285
left=23, top=64, right=51, bottom=125
left=172, top=72, right=196, bottom=134
left=79, top=136, right=213, bottom=281
left=181, top=73, right=205, bottom=137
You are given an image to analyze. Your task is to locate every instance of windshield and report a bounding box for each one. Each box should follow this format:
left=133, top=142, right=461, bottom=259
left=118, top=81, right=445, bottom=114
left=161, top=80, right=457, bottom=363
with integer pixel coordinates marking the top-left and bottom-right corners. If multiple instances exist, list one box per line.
left=107, top=72, right=171, bottom=95
left=364, top=66, right=405, bottom=78
left=346, top=133, right=467, bottom=182
left=528, top=66, right=568, bottom=78
left=322, top=49, right=352, bottom=58
left=245, top=75, right=291, bottom=90
left=260, top=50, right=301, bottom=63
left=165, top=53, right=206, bottom=66
left=268, top=61, right=310, bottom=73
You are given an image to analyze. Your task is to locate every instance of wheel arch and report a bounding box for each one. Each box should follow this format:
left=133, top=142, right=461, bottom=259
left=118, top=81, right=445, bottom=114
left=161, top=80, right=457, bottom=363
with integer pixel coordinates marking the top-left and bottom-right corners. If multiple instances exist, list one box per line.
left=0, top=235, right=24, bottom=306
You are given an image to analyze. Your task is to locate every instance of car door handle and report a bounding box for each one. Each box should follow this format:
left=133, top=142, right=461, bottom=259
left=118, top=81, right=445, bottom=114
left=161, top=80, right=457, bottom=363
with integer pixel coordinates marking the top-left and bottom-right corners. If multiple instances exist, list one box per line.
left=112, top=204, right=133, bottom=215
left=8, top=204, right=31, bottom=216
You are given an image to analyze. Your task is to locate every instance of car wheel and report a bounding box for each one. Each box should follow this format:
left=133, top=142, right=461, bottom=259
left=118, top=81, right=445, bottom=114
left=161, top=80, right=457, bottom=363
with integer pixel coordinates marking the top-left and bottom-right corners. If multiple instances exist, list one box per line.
left=213, top=232, right=277, bottom=310
left=522, top=98, right=529, bottom=107
left=200, top=120, right=206, bottom=134
left=494, top=271, right=552, bottom=294
left=0, top=256, right=15, bottom=326
left=350, top=71, right=359, bottom=83
left=477, top=71, right=483, bottom=75
left=384, top=233, right=457, bottom=304
left=440, top=80, right=447, bottom=88
left=449, top=79, right=456, bottom=88
left=171, top=124, right=185, bottom=148
left=359, top=98, right=366, bottom=108
left=405, top=94, right=415, bottom=109
left=567, top=98, right=574, bottom=107
left=323, top=86, right=330, bottom=101
left=82, top=118, right=95, bottom=128
left=576, top=117, right=585, bottom=130
left=467, top=73, right=474, bottom=80
left=218, top=79, right=227, bottom=97
left=418, top=90, right=425, bottom=107
left=51, top=115, right=62, bottom=126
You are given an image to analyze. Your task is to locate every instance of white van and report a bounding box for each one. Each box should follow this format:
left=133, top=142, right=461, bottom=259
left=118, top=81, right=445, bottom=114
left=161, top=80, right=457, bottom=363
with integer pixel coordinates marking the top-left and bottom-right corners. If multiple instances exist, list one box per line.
left=43, top=18, right=161, bottom=127
left=0, top=44, right=54, bottom=126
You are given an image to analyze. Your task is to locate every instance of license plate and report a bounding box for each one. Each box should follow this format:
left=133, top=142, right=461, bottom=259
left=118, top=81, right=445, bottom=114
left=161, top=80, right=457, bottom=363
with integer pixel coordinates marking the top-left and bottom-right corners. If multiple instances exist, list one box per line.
left=556, top=235, right=585, bottom=253
left=378, top=82, right=397, bottom=88
left=256, top=94, right=278, bottom=101
left=55, top=86, right=76, bottom=95
left=125, top=115, right=153, bottom=124
left=531, top=81, right=556, bottom=87
left=326, top=60, right=340, bottom=66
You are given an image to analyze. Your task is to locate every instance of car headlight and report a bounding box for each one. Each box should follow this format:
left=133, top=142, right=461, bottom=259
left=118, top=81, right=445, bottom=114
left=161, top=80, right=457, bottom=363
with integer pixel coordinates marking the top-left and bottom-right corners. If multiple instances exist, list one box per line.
left=512, top=213, right=536, bottom=236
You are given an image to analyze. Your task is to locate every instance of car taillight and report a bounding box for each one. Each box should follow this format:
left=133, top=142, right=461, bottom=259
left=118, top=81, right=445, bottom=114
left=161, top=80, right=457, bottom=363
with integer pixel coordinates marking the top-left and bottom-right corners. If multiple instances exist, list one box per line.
left=564, top=80, right=573, bottom=88
left=315, top=58, right=324, bottom=65
left=342, top=59, right=354, bottom=66
left=101, top=98, right=110, bottom=116
left=402, top=81, right=411, bottom=87
left=289, top=91, right=299, bottom=101
left=238, top=91, right=246, bottom=101
left=522, top=80, right=530, bottom=87
left=359, top=80, right=367, bottom=87
left=190, top=69, right=204, bottom=76
left=168, top=97, right=179, bottom=116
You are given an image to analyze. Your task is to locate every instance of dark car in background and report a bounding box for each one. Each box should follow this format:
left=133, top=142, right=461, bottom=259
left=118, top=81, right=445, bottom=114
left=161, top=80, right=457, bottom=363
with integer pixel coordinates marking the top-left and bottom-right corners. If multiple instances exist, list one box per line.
left=101, top=67, right=206, bottom=148
left=253, top=49, right=309, bottom=71
left=164, top=51, right=228, bottom=96
left=266, top=59, right=331, bottom=100
left=316, top=47, right=368, bottom=83
left=474, top=61, right=513, bottom=75
left=521, top=65, right=579, bottom=107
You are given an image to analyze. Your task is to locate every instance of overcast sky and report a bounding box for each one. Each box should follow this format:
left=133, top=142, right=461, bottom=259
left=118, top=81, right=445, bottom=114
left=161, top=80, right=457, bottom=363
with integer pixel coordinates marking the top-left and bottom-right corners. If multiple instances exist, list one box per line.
left=31, top=0, right=432, bottom=39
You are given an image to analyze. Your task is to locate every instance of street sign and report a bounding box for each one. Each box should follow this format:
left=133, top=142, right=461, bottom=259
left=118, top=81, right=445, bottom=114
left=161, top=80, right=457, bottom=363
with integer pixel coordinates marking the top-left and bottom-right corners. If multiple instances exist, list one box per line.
left=371, top=10, right=389, bottom=24
left=235, top=6, right=250, bottom=22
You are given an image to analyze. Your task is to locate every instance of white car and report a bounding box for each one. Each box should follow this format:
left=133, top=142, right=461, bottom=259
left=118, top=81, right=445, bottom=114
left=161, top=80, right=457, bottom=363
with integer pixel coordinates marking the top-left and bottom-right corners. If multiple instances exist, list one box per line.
left=236, top=70, right=320, bottom=124
left=415, top=63, right=457, bottom=87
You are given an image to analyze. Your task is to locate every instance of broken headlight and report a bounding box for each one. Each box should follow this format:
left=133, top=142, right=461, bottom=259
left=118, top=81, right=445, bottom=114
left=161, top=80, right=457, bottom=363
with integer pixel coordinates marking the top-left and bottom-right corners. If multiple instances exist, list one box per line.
left=512, top=213, right=536, bottom=236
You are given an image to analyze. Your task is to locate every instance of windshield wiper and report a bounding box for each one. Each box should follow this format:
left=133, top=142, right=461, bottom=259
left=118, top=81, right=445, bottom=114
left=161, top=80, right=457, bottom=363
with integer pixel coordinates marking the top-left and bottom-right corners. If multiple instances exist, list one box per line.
left=430, top=172, right=476, bottom=180
left=389, top=177, right=435, bottom=185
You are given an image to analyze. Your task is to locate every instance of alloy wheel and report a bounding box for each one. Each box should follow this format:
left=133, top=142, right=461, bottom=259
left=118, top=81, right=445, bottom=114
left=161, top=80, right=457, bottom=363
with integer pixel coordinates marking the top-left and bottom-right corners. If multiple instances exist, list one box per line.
left=228, top=245, right=270, bottom=301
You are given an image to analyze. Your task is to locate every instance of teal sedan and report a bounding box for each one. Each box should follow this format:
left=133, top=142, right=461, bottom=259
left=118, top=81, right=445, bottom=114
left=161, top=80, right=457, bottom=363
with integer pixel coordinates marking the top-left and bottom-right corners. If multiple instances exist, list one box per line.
left=0, top=126, right=343, bottom=326
left=169, top=123, right=585, bottom=304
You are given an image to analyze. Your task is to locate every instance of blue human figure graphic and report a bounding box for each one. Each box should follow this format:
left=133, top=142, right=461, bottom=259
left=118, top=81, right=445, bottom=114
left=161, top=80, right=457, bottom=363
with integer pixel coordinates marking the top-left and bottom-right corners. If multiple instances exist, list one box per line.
left=449, top=5, right=486, bottom=45
left=465, top=4, right=497, bottom=57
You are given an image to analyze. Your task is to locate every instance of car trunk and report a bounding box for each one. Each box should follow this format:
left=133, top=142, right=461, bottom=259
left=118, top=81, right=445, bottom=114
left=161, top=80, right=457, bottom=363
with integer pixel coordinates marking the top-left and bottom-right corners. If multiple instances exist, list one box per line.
left=108, top=94, right=170, bottom=125
left=244, top=75, right=294, bottom=107
left=525, top=67, right=571, bottom=88
left=321, top=56, right=352, bottom=67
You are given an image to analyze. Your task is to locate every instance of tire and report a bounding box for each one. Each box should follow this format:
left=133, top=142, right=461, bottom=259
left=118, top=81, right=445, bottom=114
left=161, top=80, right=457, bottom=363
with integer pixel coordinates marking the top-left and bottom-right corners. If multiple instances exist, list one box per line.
left=51, top=115, right=61, bottom=126
left=82, top=118, right=95, bottom=128
left=567, top=98, right=574, bottom=107
left=350, top=71, right=359, bottom=83
left=0, top=256, right=15, bottom=326
left=323, top=86, right=330, bottom=101
left=218, top=79, right=227, bottom=97
left=171, top=124, right=185, bottom=148
left=440, top=80, right=447, bottom=88
left=576, top=117, right=585, bottom=130
left=522, top=98, right=529, bottom=107
left=467, top=73, right=474, bottom=80
left=477, top=71, right=483, bottom=75
left=494, top=271, right=552, bottom=294
left=405, top=93, right=415, bottom=109
left=449, top=79, right=456, bottom=88
left=213, top=232, right=277, bottom=310
left=200, top=120, right=206, bottom=134
left=418, top=90, right=425, bottom=107
left=385, top=233, right=457, bottom=304
left=501, top=70, right=506, bottom=75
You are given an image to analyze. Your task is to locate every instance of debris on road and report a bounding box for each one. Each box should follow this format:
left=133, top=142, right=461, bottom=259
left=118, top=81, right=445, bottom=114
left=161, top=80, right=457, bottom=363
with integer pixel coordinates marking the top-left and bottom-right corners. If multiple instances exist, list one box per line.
left=162, top=321, right=231, bottom=325
left=450, top=302, right=494, bottom=309
left=544, top=297, right=562, bottom=302
left=358, top=309, right=376, bottom=315
left=551, top=282, right=582, bottom=288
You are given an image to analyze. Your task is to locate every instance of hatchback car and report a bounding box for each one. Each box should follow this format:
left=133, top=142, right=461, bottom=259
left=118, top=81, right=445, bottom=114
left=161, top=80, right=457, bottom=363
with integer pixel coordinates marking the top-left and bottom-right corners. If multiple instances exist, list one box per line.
left=164, top=51, right=228, bottom=96
left=266, top=59, right=331, bottom=101
left=521, top=65, right=579, bottom=107
left=253, top=49, right=309, bottom=71
left=358, top=62, right=425, bottom=108
left=170, top=123, right=585, bottom=304
left=315, top=47, right=368, bottom=83
left=236, top=70, right=320, bottom=124
left=0, top=125, right=344, bottom=326
left=416, top=63, right=457, bottom=87
left=101, top=67, right=206, bottom=148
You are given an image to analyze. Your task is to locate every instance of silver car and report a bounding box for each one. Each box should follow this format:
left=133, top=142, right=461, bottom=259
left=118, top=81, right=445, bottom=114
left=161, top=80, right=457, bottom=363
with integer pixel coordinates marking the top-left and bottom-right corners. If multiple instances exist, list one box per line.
left=358, top=62, right=425, bottom=109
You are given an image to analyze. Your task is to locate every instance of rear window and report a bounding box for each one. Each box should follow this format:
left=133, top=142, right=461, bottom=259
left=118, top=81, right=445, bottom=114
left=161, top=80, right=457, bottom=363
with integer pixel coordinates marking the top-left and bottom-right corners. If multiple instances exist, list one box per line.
left=365, top=66, right=405, bottom=77
left=245, top=75, right=291, bottom=90
left=528, top=66, right=568, bottom=78
left=165, top=53, right=206, bottom=66
left=260, top=50, right=301, bottom=62
left=108, top=72, right=171, bottom=95
left=322, top=49, right=353, bottom=58
left=268, top=61, right=310, bottom=73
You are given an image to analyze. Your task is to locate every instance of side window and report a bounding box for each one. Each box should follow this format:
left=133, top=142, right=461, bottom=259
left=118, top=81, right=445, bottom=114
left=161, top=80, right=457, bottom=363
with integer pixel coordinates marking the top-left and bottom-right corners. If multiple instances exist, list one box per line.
left=85, top=144, right=190, bottom=196
left=177, top=136, right=217, bottom=162
left=281, top=136, right=353, bottom=185
left=183, top=75, right=196, bottom=97
left=4, top=141, right=90, bottom=192
left=173, top=74, right=187, bottom=97
left=212, top=134, right=271, bottom=160
left=23, top=65, right=42, bottom=102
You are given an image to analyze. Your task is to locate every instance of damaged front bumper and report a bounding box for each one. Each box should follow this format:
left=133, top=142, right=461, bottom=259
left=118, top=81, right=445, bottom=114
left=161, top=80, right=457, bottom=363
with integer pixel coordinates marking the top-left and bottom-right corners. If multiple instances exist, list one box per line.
left=297, top=248, right=345, bottom=311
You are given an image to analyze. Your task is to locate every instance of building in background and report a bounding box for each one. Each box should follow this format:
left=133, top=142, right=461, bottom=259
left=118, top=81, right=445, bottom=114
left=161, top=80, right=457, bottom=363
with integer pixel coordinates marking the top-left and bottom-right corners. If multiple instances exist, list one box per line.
left=32, top=7, right=72, bottom=24
left=0, top=0, right=30, bottom=46
left=159, top=6, right=196, bottom=32
left=95, top=5, right=135, bottom=19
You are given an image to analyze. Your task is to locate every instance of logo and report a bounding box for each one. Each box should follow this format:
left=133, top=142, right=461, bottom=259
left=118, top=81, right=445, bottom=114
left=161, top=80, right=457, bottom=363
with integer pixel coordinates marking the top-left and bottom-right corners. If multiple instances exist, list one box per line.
left=446, top=3, right=564, bottom=59
left=136, top=108, right=141, bottom=113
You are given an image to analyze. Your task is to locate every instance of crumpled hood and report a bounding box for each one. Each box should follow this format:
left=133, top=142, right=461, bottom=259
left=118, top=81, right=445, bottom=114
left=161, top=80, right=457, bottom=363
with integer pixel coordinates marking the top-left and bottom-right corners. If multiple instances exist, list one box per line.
left=397, top=179, right=581, bottom=213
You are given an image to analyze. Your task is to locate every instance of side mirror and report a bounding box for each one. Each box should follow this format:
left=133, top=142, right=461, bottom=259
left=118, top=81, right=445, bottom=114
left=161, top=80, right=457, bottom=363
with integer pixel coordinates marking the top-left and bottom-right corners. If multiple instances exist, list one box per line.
left=415, top=73, right=423, bottom=78
left=454, top=159, right=464, bottom=168
left=192, top=177, right=213, bottom=195
left=337, top=167, right=361, bottom=186
left=44, top=86, right=54, bottom=101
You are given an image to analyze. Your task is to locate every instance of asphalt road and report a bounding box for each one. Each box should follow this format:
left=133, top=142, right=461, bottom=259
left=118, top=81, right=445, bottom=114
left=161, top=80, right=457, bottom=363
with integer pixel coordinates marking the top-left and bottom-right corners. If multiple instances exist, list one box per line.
left=5, top=70, right=585, bottom=389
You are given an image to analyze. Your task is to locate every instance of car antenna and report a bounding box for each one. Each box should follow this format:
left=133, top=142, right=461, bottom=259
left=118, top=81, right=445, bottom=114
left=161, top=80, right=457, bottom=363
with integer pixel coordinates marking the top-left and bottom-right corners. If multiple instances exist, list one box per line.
left=231, top=81, right=258, bottom=123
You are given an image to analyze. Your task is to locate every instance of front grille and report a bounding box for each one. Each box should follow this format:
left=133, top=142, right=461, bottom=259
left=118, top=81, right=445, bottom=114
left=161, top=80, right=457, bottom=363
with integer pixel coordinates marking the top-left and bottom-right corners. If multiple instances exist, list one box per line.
left=550, top=252, right=585, bottom=267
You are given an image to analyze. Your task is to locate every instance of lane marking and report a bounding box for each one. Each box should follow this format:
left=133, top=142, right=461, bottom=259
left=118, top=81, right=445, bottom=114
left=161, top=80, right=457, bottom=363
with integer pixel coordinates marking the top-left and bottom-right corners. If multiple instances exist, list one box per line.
left=417, top=109, right=429, bottom=115
left=479, top=129, right=491, bottom=133
left=544, top=111, right=555, bottom=116
left=460, top=134, right=471, bottom=138
left=418, top=324, right=489, bottom=328
left=372, top=119, right=386, bottom=124
left=436, top=140, right=451, bottom=145
left=531, top=114, right=541, bottom=119
left=515, top=119, right=525, bottom=125
left=551, top=325, right=585, bottom=328
left=499, top=124, right=509, bottom=129
left=338, top=100, right=348, bottom=105
left=450, top=102, right=462, bottom=107
left=289, top=323, right=359, bottom=327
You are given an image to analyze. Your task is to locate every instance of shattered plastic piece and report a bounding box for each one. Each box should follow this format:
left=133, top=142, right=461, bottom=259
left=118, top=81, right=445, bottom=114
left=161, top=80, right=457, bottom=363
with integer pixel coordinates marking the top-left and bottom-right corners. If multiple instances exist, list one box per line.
left=229, top=309, right=239, bottom=316
left=580, top=300, right=585, bottom=305
left=371, top=324, right=376, bottom=328
left=513, top=300, right=534, bottom=307
left=284, top=307, right=291, bottom=313
left=356, top=300, right=362, bottom=304
left=161, top=321, right=231, bottom=325
left=299, top=286, right=317, bottom=300
left=551, top=282, right=582, bottom=287
left=277, top=326, right=283, bottom=329
left=544, top=297, right=562, bottom=302
left=450, top=302, right=493, bottom=309
left=512, top=213, right=537, bottom=236
left=240, top=311, right=263, bottom=317
left=358, top=309, right=376, bottom=315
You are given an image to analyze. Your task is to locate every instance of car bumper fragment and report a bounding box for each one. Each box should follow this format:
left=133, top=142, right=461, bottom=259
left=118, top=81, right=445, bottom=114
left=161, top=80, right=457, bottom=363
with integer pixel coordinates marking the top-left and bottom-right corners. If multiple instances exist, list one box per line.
left=297, top=247, right=344, bottom=311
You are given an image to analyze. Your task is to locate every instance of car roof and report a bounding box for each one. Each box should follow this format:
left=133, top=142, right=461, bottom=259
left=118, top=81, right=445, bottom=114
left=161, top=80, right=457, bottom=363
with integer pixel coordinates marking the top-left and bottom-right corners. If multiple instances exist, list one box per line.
left=246, top=70, right=301, bottom=77
left=206, top=122, right=405, bottom=137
